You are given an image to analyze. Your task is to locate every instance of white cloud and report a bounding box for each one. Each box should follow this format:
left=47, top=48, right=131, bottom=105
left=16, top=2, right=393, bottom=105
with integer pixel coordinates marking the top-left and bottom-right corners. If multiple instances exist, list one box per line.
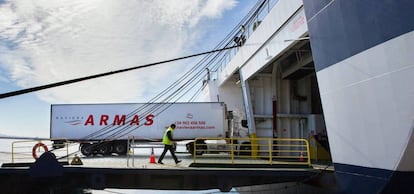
left=201, top=0, right=238, bottom=18
left=0, top=0, right=237, bottom=103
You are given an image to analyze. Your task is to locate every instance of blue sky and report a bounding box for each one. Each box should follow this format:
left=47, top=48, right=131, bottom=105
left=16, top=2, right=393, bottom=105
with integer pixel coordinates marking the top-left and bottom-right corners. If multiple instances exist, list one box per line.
left=0, top=0, right=255, bottom=138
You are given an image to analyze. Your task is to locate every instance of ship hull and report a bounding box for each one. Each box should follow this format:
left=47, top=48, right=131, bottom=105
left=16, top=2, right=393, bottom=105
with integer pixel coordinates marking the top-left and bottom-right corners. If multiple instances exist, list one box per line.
left=303, top=0, right=414, bottom=193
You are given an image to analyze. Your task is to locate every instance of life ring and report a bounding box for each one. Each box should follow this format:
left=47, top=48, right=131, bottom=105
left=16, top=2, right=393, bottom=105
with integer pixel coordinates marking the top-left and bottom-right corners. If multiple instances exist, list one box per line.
left=32, top=142, right=48, bottom=159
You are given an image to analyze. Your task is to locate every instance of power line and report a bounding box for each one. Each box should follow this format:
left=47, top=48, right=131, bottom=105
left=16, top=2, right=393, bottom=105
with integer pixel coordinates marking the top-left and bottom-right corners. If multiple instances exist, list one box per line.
left=0, top=45, right=239, bottom=99
left=50, top=0, right=272, bottom=160
left=52, top=0, right=269, bottom=143
left=77, top=0, right=269, bottom=141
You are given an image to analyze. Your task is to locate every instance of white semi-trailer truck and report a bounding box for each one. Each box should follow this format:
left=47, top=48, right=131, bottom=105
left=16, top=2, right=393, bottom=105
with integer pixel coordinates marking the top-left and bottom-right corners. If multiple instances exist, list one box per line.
left=50, top=102, right=245, bottom=156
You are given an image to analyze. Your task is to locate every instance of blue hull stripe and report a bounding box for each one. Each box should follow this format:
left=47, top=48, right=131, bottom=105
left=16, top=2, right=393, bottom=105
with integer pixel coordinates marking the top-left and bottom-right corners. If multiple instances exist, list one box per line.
left=303, top=0, right=414, bottom=71
left=334, top=163, right=414, bottom=194
left=334, top=163, right=390, bottom=193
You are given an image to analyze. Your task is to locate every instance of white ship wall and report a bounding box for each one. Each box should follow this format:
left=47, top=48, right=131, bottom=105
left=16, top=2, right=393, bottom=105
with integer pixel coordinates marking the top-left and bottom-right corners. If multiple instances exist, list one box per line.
left=202, top=0, right=324, bottom=143
left=216, top=0, right=305, bottom=86
left=316, top=31, right=414, bottom=171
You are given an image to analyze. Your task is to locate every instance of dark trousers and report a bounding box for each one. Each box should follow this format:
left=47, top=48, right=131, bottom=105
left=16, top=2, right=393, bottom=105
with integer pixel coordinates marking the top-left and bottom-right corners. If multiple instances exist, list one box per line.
left=158, top=144, right=178, bottom=163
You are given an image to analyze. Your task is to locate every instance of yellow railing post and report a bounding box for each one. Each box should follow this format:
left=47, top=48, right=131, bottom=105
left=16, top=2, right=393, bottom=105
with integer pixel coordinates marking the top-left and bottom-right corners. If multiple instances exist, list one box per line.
left=268, top=138, right=272, bottom=165
left=231, top=138, right=234, bottom=164
left=66, top=141, right=69, bottom=163
left=249, top=134, right=258, bottom=158
left=193, top=139, right=197, bottom=163
left=11, top=141, right=15, bottom=163
left=305, top=139, right=311, bottom=166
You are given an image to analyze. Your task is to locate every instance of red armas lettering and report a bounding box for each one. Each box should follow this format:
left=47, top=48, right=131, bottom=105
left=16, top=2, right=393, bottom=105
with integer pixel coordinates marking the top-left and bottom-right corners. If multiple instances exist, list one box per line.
left=83, top=114, right=155, bottom=126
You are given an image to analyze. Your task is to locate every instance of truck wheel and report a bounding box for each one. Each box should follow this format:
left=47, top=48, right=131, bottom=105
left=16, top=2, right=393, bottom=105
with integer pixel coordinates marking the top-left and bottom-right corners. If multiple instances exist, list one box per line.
left=187, top=142, right=205, bottom=156
left=80, top=143, right=93, bottom=156
left=97, top=143, right=111, bottom=155
left=238, top=142, right=251, bottom=156
left=113, top=142, right=127, bottom=155
left=52, top=140, right=65, bottom=149
left=187, top=142, right=195, bottom=155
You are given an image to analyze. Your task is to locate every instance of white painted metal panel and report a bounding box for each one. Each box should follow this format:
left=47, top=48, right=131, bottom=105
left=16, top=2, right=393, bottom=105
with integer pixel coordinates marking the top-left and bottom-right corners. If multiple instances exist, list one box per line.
left=240, top=8, right=308, bottom=81
left=217, top=0, right=305, bottom=85
left=316, top=31, right=414, bottom=171
left=50, top=102, right=226, bottom=141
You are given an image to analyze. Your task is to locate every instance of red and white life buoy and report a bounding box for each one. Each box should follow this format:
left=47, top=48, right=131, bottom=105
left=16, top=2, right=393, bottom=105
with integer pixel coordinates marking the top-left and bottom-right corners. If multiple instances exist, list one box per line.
left=32, top=142, right=48, bottom=159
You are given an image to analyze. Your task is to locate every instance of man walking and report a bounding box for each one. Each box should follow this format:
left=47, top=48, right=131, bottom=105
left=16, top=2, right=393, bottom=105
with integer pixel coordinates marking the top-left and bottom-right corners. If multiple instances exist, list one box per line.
left=158, top=124, right=181, bottom=164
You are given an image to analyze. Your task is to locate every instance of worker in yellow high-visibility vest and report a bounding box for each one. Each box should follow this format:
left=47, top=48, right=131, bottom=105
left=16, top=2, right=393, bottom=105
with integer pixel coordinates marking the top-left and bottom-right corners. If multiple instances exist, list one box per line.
left=158, top=124, right=181, bottom=164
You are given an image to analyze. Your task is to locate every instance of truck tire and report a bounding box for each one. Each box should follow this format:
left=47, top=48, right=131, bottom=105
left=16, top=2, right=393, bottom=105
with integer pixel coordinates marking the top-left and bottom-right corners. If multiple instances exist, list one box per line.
left=187, top=141, right=205, bottom=156
left=113, top=141, right=127, bottom=155
left=52, top=140, right=65, bottom=149
left=80, top=143, right=93, bottom=156
left=238, top=142, right=251, bottom=156
left=187, top=142, right=195, bottom=155
left=97, top=143, right=111, bottom=155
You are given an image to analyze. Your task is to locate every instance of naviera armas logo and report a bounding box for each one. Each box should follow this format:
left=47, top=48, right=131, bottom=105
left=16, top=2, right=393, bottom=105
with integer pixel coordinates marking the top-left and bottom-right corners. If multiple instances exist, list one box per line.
left=55, top=116, right=83, bottom=125
left=57, top=114, right=155, bottom=126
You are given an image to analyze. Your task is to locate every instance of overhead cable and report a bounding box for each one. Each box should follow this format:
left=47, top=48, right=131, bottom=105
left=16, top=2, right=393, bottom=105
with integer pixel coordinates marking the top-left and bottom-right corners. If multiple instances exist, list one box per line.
left=0, top=45, right=239, bottom=99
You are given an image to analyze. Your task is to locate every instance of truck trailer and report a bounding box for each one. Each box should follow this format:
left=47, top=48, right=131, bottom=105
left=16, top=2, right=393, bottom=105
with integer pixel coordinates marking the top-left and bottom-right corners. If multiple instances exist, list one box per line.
left=50, top=102, right=244, bottom=156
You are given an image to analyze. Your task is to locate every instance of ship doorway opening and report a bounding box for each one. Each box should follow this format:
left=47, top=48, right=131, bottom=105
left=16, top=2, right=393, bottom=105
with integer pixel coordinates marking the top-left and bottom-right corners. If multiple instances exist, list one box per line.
left=249, top=39, right=332, bottom=164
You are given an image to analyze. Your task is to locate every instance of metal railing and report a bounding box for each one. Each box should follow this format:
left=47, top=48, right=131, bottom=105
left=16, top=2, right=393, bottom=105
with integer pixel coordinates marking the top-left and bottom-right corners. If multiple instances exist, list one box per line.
left=11, top=139, right=70, bottom=164
left=215, top=0, right=279, bottom=77
left=193, top=137, right=310, bottom=166
left=126, top=136, right=164, bottom=167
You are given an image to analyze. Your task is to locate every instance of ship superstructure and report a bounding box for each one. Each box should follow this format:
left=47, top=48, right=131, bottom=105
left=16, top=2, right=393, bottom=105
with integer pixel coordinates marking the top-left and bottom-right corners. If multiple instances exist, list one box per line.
left=201, top=0, right=414, bottom=193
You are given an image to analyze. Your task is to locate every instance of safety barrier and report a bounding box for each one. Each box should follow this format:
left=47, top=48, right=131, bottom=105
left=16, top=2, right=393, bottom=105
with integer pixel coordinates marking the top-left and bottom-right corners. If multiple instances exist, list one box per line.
left=308, top=136, right=331, bottom=162
left=193, top=137, right=311, bottom=166
left=11, top=139, right=70, bottom=164
left=126, top=136, right=164, bottom=167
